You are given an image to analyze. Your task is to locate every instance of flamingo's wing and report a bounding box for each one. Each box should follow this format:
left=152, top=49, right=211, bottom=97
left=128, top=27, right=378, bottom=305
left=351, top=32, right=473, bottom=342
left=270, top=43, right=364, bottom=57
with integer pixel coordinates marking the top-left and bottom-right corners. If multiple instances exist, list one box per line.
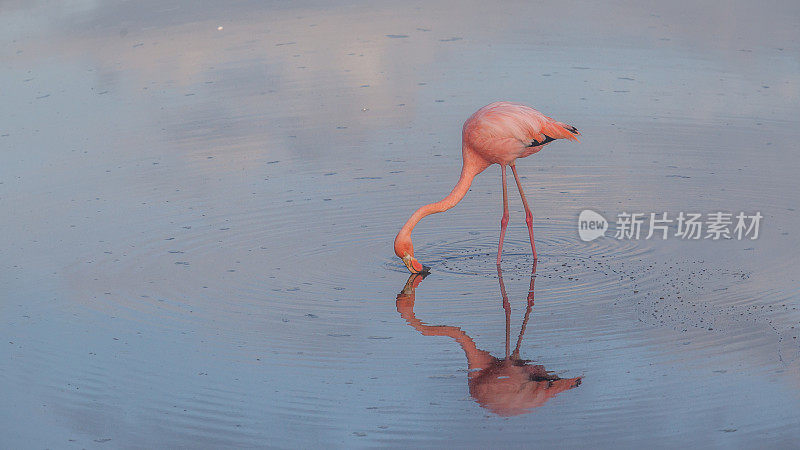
left=467, top=102, right=580, bottom=149
left=511, top=106, right=581, bottom=145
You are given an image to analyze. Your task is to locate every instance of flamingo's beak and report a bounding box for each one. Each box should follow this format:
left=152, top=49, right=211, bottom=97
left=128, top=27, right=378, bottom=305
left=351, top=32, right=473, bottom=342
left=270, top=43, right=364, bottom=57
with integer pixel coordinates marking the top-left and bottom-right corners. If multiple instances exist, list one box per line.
left=402, top=255, right=430, bottom=274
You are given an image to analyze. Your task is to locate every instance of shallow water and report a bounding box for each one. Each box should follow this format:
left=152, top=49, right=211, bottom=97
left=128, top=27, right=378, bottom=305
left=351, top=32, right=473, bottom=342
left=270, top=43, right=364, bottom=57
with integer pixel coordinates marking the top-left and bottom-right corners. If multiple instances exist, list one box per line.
left=2, top=0, right=800, bottom=447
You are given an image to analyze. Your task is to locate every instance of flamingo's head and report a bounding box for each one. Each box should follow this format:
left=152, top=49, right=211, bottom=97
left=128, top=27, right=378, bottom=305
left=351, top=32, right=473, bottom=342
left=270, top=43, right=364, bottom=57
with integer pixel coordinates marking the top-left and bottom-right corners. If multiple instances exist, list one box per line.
left=394, top=233, right=429, bottom=274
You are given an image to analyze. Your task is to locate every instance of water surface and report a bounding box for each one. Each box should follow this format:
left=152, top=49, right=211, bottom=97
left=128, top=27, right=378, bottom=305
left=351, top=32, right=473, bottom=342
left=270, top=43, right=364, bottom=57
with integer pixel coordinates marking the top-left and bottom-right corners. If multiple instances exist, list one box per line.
left=2, top=0, right=800, bottom=447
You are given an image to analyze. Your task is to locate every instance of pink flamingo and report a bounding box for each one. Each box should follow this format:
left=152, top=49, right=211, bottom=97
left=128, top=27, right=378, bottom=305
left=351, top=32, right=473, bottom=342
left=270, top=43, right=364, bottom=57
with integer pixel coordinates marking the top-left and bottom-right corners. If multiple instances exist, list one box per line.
left=396, top=262, right=582, bottom=416
left=394, top=101, right=580, bottom=273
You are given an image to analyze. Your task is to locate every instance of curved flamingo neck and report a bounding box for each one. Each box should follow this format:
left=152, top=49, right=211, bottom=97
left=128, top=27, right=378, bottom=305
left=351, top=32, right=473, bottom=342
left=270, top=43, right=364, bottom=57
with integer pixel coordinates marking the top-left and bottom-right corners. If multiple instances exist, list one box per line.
left=396, top=280, right=494, bottom=370
left=396, top=163, right=479, bottom=246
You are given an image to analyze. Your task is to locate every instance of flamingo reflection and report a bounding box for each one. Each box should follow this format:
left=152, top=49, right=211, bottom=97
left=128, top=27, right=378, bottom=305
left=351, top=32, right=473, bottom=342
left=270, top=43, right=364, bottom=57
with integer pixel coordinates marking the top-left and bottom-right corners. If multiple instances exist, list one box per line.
left=396, top=262, right=581, bottom=416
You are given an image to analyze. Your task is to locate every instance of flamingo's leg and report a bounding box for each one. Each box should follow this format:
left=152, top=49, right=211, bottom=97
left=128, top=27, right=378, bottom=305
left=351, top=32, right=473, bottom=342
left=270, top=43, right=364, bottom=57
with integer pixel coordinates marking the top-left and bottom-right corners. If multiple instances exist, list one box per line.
left=497, top=165, right=509, bottom=266
left=511, top=164, right=537, bottom=260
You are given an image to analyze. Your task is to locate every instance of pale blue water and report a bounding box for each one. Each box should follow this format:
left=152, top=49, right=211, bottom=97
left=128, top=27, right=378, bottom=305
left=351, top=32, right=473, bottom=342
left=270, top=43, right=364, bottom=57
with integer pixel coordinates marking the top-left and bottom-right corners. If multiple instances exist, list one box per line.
left=2, top=0, right=800, bottom=447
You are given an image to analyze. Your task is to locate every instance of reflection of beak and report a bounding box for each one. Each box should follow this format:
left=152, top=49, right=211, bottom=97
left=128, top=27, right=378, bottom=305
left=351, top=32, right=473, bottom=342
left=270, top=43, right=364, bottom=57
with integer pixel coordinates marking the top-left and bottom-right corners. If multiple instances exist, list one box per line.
left=402, top=256, right=430, bottom=274
left=401, top=271, right=428, bottom=295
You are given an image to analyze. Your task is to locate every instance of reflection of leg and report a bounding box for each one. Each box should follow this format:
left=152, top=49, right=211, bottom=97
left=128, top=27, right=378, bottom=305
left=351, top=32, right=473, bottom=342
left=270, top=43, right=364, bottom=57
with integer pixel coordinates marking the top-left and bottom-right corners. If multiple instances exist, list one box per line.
left=513, top=261, right=538, bottom=359
left=511, top=164, right=537, bottom=260
left=527, top=260, right=538, bottom=305
left=497, top=165, right=509, bottom=266
left=497, top=263, right=511, bottom=359
left=513, top=302, right=533, bottom=359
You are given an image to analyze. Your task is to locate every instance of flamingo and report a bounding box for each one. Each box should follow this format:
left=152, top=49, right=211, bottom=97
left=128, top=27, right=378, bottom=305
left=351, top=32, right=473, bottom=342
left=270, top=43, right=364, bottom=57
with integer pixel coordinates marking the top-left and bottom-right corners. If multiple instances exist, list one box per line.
left=395, top=262, right=582, bottom=416
left=394, top=101, right=580, bottom=273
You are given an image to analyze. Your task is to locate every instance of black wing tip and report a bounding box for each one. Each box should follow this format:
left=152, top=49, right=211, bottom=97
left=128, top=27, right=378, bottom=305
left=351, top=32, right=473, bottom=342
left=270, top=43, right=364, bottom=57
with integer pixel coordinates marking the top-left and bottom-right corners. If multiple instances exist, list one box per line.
left=527, top=135, right=556, bottom=147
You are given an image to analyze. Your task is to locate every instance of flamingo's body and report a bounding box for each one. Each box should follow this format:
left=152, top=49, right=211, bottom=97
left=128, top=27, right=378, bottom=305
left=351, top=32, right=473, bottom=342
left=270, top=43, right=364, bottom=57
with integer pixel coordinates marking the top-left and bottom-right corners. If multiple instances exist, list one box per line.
left=394, top=101, right=580, bottom=273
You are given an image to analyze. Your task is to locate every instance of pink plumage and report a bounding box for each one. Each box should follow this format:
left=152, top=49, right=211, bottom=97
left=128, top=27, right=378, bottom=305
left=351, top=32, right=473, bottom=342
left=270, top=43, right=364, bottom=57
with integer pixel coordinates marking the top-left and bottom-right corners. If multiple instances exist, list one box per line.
left=395, top=101, right=580, bottom=274
left=464, top=102, right=580, bottom=165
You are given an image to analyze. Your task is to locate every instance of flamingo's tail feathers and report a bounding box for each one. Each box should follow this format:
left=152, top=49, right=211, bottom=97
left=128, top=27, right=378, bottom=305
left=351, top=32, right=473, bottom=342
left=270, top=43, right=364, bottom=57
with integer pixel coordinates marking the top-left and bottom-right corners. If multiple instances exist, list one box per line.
left=561, top=123, right=580, bottom=136
left=535, top=121, right=581, bottom=143
left=553, top=122, right=580, bottom=142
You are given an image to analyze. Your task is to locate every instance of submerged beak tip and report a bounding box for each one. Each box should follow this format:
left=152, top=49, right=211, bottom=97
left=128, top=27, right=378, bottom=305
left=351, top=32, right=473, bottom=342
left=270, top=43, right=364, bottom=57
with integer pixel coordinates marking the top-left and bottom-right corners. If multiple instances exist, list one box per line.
left=402, top=256, right=429, bottom=274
